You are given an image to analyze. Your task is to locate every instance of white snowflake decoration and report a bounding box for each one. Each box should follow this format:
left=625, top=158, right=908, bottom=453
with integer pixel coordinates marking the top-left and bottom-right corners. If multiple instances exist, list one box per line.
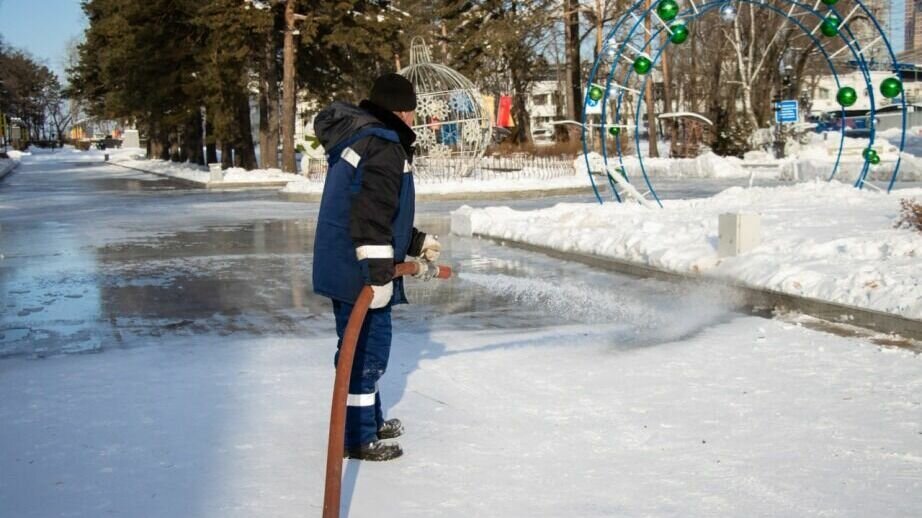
left=462, top=121, right=484, bottom=144
left=428, top=144, right=451, bottom=158
left=416, top=127, right=437, bottom=149
left=399, top=38, right=491, bottom=177
left=416, top=96, right=436, bottom=118
left=417, top=96, right=449, bottom=120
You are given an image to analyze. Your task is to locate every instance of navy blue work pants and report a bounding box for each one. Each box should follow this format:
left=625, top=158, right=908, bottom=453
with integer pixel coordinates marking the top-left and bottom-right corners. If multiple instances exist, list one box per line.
left=332, top=300, right=392, bottom=448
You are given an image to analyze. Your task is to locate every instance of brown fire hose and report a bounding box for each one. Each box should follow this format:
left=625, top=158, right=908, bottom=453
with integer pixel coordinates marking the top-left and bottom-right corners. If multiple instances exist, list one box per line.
left=322, top=261, right=453, bottom=518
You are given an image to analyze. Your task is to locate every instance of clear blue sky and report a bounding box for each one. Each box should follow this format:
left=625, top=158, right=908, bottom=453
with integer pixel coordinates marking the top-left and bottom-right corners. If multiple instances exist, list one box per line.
left=0, top=0, right=87, bottom=81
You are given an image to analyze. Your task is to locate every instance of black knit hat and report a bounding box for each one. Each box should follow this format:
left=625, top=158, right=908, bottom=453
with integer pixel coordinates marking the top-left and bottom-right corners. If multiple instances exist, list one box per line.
left=369, top=73, right=417, bottom=112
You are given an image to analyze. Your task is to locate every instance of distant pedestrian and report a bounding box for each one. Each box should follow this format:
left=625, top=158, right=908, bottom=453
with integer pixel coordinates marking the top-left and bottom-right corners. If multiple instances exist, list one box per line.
left=312, top=73, right=442, bottom=461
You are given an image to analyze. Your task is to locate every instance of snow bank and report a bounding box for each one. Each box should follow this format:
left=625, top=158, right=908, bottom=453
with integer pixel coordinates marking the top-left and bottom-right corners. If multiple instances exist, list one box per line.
left=787, top=131, right=922, bottom=182
left=576, top=151, right=750, bottom=180
left=119, top=158, right=302, bottom=185
left=463, top=181, right=922, bottom=319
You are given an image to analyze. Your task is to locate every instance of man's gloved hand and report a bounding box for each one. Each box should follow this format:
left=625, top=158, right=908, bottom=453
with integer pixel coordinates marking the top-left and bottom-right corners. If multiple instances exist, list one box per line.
left=369, top=282, right=393, bottom=309
left=411, top=259, right=438, bottom=281
left=419, top=234, right=441, bottom=262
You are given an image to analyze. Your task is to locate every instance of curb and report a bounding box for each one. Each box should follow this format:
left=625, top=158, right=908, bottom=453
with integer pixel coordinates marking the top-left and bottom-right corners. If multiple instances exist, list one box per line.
left=112, top=162, right=291, bottom=190
left=471, top=233, right=922, bottom=342
left=0, top=160, right=19, bottom=181
left=279, top=185, right=593, bottom=203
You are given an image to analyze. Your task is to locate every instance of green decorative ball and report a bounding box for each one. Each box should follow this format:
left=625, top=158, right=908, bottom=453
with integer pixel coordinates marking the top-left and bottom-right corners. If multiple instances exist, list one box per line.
left=820, top=19, right=839, bottom=38
left=821, top=0, right=838, bottom=4
left=862, top=148, right=876, bottom=160
left=634, top=56, right=653, bottom=75
left=589, top=85, right=604, bottom=102
left=669, top=23, right=689, bottom=44
left=836, top=86, right=858, bottom=107
left=879, top=77, right=903, bottom=99
left=657, top=0, right=680, bottom=22
left=608, top=126, right=621, bottom=136
left=869, top=153, right=881, bottom=165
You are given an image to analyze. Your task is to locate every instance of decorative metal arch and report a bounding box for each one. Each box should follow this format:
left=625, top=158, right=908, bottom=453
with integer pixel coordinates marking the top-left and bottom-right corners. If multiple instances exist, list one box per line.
left=581, top=0, right=907, bottom=206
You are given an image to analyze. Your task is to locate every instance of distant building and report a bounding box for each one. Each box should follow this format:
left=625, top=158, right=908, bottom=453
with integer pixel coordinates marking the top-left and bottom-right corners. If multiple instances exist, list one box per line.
left=525, top=81, right=563, bottom=140
left=810, top=70, right=922, bottom=113
left=908, top=0, right=922, bottom=52
left=70, top=117, right=122, bottom=141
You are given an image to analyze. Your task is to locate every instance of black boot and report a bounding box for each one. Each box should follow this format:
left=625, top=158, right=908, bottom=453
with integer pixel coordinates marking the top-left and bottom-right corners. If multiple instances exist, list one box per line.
left=377, top=418, right=404, bottom=440
left=343, top=440, right=403, bottom=461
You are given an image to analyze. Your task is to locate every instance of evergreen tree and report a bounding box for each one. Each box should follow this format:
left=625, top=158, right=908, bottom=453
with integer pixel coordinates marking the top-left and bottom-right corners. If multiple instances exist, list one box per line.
left=0, top=40, right=60, bottom=141
left=297, top=1, right=406, bottom=104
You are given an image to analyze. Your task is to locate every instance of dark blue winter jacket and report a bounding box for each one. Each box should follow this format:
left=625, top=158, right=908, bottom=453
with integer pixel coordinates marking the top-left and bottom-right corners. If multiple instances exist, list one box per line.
left=312, top=100, right=427, bottom=305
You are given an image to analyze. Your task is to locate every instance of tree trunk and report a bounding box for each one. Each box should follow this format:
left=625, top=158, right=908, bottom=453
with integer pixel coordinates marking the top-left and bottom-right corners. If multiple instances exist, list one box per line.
left=511, top=77, right=532, bottom=145
left=690, top=36, right=697, bottom=113
left=221, top=141, right=233, bottom=169
left=185, top=111, right=204, bottom=166
left=280, top=0, right=298, bottom=173
left=259, top=80, right=270, bottom=167
left=206, top=142, right=217, bottom=164
left=662, top=44, right=672, bottom=115
left=235, top=93, right=258, bottom=170
left=565, top=0, right=582, bottom=122
left=171, top=129, right=182, bottom=162
left=204, top=115, right=217, bottom=164
left=154, top=122, right=171, bottom=161
left=259, top=30, right=280, bottom=169
left=645, top=0, right=658, bottom=158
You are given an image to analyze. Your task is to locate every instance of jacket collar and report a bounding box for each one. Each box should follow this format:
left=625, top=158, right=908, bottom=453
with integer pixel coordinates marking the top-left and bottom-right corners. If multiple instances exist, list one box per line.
left=359, top=100, right=417, bottom=160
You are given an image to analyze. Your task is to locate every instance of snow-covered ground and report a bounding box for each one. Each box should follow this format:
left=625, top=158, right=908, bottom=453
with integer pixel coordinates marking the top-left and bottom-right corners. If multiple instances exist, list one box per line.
left=2, top=315, right=920, bottom=517
left=13, top=147, right=303, bottom=186
left=3, top=143, right=921, bottom=517
left=460, top=181, right=922, bottom=320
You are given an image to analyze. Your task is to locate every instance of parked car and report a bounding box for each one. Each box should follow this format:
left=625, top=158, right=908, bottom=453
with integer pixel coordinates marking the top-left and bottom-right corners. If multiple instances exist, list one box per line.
left=96, top=137, right=123, bottom=150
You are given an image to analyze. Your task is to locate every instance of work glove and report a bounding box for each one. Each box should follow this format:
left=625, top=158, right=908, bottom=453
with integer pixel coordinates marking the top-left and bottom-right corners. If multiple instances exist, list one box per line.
left=411, top=259, right=439, bottom=282
left=419, top=234, right=441, bottom=262
left=369, top=282, right=393, bottom=309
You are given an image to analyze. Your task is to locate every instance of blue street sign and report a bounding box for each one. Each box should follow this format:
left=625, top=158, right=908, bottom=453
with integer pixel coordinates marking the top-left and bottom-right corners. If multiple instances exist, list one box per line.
left=776, top=99, right=799, bottom=124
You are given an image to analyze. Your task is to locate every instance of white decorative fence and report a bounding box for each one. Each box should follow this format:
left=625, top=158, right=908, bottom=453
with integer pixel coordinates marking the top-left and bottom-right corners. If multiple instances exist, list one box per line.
left=301, top=155, right=577, bottom=184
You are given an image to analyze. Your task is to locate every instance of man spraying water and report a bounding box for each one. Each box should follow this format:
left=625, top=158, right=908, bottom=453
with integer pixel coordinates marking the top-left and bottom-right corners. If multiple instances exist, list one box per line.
left=313, top=73, right=442, bottom=461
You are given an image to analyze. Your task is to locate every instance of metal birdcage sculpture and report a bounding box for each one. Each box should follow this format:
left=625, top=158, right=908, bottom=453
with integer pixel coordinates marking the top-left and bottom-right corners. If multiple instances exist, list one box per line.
left=399, top=38, right=492, bottom=178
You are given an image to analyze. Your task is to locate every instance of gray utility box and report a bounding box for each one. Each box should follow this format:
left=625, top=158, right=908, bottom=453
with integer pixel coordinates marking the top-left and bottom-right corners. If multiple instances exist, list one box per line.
left=718, top=213, right=761, bottom=258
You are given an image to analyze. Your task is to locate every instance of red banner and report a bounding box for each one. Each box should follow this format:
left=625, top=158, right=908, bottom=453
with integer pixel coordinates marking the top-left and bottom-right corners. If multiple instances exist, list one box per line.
left=496, top=95, right=513, bottom=128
